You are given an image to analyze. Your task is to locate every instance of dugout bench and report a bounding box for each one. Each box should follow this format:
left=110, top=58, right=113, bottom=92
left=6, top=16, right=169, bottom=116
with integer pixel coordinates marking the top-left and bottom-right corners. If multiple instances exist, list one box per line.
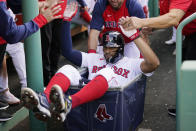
left=63, top=68, right=147, bottom=131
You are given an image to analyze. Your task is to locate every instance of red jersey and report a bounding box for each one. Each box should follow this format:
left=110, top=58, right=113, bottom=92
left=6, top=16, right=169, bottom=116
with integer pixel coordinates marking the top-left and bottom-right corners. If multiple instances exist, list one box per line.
left=159, top=0, right=196, bottom=35
left=102, top=0, right=130, bottom=43
left=90, top=0, right=145, bottom=43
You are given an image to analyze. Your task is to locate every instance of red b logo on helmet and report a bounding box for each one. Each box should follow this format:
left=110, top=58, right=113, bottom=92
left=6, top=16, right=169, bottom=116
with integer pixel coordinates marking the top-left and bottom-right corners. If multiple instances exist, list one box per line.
left=94, top=104, right=113, bottom=122
left=105, top=34, right=110, bottom=42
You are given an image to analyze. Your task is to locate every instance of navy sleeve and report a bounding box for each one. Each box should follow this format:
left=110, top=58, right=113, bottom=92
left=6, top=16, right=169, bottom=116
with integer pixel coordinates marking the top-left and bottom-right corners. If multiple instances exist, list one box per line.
left=127, top=0, right=145, bottom=18
left=0, top=2, right=39, bottom=44
left=60, top=21, right=82, bottom=66
left=76, top=0, right=87, bottom=7
left=90, top=0, right=106, bottom=31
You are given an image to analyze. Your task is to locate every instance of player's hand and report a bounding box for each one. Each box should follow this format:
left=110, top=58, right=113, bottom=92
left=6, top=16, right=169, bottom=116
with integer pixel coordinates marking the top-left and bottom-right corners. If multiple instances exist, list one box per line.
left=141, top=27, right=152, bottom=35
left=119, top=16, right=143, bottom=31
left=119, top=25, right=140, bottom=41
left=63, top=1, right=78, bottom=21
left=40, top=3, right=62, bottom=22
left=45, top=0, right=64, bottom=8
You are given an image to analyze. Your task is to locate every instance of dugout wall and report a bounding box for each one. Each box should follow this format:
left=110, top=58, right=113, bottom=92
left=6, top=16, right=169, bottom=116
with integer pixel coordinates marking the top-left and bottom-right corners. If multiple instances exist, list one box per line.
left=64, top=72, right=146, bottom=131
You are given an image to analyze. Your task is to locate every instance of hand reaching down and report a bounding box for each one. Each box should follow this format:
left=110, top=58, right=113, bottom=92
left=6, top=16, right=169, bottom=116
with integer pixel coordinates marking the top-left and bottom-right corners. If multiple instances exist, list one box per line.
left=119, top=16, right=143, bottom=31
left=39, top=4, right=62, bottom=23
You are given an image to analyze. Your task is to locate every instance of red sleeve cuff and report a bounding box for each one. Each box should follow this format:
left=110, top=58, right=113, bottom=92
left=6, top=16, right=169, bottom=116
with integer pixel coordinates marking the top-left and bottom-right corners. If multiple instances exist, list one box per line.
left=88, top=49, right=96, bottom=53
left=33, top=14, right=48, bottom=28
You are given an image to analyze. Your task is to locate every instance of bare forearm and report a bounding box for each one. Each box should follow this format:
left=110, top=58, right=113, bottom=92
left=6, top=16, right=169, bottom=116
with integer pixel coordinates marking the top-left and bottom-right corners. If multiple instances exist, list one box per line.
left=88, top=29, right=100, bottom=50
left=134, top=37, right=160, bottom=72
left=119, top=9, right=185, bottom=30
left=134, top=38, right=157, bottom=63
left=142, top=14, right=177, bottom=28
left=141, top=9, right=185, bottom=28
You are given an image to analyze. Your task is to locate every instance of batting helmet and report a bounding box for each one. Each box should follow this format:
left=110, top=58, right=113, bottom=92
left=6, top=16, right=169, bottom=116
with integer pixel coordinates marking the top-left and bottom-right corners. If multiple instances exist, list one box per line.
left=101, top=31, right=124, bottom=63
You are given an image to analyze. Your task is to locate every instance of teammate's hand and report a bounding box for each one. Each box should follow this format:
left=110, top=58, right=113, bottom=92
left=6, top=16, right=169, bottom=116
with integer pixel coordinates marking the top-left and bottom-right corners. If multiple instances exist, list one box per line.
left=45, top=0, right=64, bottom=8
left=141, top=27, right=152, bottom=36
left=119, top=16, right=143, bottom=31
left=40, top=3, right=62, bottom=22
left=63, top=1, right=78, bottom=21
left=119, top=25, right=140, bottom=41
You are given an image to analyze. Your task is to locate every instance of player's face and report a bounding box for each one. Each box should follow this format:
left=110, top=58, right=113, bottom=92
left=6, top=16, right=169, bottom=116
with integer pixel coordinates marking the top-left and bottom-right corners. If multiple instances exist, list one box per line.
left=103, top=47, right=118, bottom=62
left=108, top=0, right=124, bottom=10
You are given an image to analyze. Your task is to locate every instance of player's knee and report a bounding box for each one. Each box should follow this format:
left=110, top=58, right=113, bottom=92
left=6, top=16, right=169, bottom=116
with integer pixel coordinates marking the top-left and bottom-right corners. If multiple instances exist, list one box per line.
left=57, top=65, right=81, bottom=85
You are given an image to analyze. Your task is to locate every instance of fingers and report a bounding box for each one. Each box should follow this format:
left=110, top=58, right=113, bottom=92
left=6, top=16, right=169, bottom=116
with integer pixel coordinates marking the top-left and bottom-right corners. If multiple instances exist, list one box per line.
left=47, top=2, right=59, bottom=10
left=39, top=3, right=45, bottom=14
left=48, top=0, right=60, bottom=8
left=51, top=5, right=62, bottom=15
left=119, top=17, right=137, bottom=31
left=141, top=27, right=152, bottom=35
left=69, top=2, right=77, bottom=12
left=53, top=15, right=62, bottom=19
left=58, top=0, right=64, bottom=4
left=119, top=17, right=130, bottom=27
left=119, top=16, right=126, bottom=24
left=119, top=17, right=131, bottom=31
left=73, top=2, right=78, bottom=10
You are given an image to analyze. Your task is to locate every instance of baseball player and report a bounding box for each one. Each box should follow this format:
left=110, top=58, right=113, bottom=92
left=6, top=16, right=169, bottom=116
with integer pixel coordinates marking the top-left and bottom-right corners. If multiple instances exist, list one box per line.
left=21, top=21, right=159, bottom=123
left=88, top=0, right=146, bottom=58
left=0, top=9, right=26, bottom=105
left=0, top=0, right=65, bottom=69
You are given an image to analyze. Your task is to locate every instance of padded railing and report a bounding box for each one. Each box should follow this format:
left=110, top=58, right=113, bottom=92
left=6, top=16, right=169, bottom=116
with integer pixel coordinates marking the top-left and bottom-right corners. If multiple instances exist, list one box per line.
left=148, top=0, right=159, bottom=17
left=176, top=12, right=196, bottom=131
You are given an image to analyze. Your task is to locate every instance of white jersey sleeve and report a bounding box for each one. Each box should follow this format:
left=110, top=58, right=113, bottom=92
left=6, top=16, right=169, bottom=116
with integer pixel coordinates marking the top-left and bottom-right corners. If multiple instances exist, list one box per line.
left=130, top=58, right=144, bottom=75
left=81, top=52, right=105, bottom=68
left=81, top=52, right=89, bottom=67
left=130, top=58, right=152, bottom=77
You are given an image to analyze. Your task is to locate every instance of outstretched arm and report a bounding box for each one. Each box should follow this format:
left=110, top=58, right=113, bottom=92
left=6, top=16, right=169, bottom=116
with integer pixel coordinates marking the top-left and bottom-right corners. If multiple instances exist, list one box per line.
left=119, top=9, right=185, bottom=30
left=0, top=0, right=62, bottom=43
left=88, top=29, right=100, bottom=53
left=120, top=24, right=160, bottom=73
left=60, top=21, right=82, bottom=66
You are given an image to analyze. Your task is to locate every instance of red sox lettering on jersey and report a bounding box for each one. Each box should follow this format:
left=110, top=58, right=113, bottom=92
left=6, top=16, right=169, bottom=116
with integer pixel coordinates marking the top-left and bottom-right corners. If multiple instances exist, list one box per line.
left=91, top=65, right=130, bottom=78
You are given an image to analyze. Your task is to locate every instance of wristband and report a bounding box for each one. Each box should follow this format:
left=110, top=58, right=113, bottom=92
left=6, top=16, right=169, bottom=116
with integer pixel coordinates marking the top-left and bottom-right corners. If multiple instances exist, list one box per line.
left=88, top=49, right=96, bottom=53
left=33, top=14, right=48, bottom=28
